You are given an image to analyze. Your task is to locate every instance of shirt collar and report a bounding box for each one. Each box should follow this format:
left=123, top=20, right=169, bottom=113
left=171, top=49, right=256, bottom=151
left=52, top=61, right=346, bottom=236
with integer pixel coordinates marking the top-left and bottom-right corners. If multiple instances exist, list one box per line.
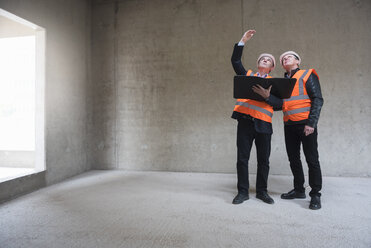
left=256, top=72, right=268, bottom=78
left=285, top=68, right=300, bottom=78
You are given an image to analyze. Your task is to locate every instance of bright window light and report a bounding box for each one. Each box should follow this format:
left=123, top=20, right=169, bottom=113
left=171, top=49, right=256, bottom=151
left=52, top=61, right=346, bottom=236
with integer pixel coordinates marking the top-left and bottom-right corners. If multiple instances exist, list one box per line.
left=0, top=35, right=35, bottom=151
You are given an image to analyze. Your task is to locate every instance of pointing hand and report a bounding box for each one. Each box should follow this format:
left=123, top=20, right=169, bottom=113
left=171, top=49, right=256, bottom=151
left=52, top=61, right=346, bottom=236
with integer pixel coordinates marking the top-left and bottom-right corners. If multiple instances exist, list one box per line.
left=240, top=30, right=256, bottom=43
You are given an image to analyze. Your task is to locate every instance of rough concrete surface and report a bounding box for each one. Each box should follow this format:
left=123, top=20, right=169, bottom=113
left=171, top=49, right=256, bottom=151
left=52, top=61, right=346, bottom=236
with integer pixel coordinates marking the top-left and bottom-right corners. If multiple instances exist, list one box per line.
left=1, top=170, right=370, bottom=248
left=90, top=0, right=371, bottom=176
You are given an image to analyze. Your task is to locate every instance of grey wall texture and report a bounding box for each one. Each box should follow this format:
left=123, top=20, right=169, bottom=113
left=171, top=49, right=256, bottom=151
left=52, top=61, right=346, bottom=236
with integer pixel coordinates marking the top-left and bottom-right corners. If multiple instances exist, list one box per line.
left=90, top=0, right=371, bottom=177
left=0, top=0, right=91, bottom=186
left=0, top=0, right=370, bottom=193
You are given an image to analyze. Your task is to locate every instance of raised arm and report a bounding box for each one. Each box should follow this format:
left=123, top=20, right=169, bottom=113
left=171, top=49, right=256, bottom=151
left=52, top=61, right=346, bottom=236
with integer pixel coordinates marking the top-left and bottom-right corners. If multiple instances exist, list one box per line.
left=231, top=30, right=256, bottom=75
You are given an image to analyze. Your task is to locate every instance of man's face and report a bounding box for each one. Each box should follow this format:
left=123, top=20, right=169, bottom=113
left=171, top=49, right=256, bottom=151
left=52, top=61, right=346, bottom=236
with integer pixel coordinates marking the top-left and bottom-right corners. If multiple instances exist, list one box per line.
left=258, top=56, right=273, bottom=69
left=282, top=54, right=299, bottom=69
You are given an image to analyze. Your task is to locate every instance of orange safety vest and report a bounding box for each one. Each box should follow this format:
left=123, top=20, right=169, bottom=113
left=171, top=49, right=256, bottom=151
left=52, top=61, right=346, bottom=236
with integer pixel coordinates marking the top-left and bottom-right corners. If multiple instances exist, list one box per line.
left=282, top=69, right=319, bottom=122
left=233, top=70, right=274, bottom=123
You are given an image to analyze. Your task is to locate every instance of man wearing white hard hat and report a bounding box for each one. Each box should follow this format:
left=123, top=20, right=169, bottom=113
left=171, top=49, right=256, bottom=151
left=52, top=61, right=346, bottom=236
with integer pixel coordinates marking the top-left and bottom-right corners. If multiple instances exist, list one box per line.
left=230, top=30, right=281, bottom=205
left=257, top=50, right=324, bottom=210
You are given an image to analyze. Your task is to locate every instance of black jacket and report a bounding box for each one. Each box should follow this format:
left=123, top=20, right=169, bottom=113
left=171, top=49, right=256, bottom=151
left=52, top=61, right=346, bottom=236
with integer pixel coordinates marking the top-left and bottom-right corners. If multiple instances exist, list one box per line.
left=231, top=43, right=281, bottom=134
left=266, top=68, right=324, bottom=128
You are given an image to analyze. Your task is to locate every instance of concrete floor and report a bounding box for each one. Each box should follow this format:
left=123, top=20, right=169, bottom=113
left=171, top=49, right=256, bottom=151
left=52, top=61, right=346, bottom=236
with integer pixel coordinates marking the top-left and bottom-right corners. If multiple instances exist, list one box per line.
left=0, top=170, right=370, bottom=248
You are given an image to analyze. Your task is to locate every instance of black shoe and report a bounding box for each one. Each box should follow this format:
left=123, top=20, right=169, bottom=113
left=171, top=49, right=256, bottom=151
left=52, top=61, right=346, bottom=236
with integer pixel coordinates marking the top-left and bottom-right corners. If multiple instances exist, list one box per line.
left=256, top=192, right=274, bottom=204
left=281, top=189, right=306, bottom=199
left=232, top=193, right=249, bottom=204
left=309, top=195, right=321, bottom=210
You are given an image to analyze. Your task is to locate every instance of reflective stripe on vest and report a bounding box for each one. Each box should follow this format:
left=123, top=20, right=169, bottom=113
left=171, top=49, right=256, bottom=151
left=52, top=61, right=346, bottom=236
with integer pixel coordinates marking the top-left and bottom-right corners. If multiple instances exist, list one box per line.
left=284, top=70, right=310, bottom=101
left=235, top=101, right=273, bottom=117
left=233, top=70, right=274, bottom=123
left=284, top=95, right=310, bottom=101
left=283, top=107, right=311, bottom=116
left=282, top=69, right=315, bottom=122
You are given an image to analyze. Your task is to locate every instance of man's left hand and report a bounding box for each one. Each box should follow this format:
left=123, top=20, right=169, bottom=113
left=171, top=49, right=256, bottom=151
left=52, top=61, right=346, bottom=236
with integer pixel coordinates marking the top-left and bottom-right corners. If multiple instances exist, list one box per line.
left=252, top=85, right=271, bottom=100
left=304, top=125, right=314, bottom=136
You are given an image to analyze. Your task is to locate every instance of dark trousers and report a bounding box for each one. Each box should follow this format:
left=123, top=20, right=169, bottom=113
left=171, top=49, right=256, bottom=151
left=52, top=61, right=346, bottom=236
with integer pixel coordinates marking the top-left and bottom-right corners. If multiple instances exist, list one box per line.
left=284, top=124, right=322, bottom=197
left=236, top=119, right=271, bottom=194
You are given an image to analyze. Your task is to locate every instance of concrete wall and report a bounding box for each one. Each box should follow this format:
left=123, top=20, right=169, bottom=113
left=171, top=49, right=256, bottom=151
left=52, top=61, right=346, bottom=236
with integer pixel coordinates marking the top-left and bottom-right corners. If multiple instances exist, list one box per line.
left=0, top=0, right=91, bottom=198
left=90, top=0, right=371, bottom=177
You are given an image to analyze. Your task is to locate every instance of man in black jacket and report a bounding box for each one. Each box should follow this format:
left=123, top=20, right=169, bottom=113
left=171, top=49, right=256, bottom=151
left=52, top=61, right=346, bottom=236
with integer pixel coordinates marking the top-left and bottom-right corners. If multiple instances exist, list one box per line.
left=231, top=30, right=281, bottom=205
left=254, top=51, right=324, bottom=210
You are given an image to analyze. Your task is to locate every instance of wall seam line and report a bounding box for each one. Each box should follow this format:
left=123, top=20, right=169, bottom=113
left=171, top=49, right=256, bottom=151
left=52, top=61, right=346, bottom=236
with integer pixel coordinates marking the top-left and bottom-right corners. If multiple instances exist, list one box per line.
left=113, top=1, right=119, bottom=169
